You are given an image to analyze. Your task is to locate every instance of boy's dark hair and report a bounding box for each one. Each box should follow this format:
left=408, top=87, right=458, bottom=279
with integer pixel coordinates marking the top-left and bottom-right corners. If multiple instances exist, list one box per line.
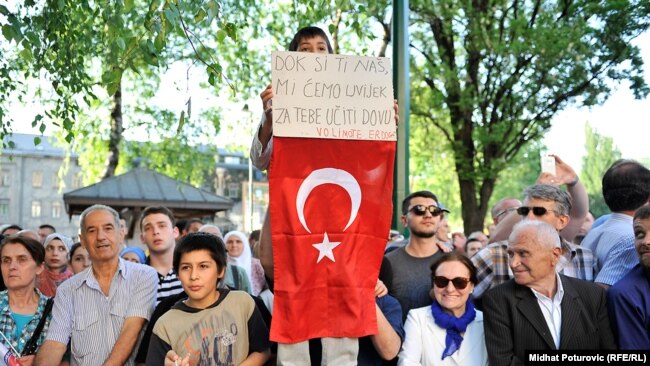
left=38, top=224, right=56, bottom=232
left=70, top=242, right=83, bottom=258
left=1, top=224, right=22, bottom=235
left=183, top=218, right=203, bottom=233
left=249, top=229, right=260, bottom=242
left=288, top=26, right=333, bottom=53
left=634, top=205, right=650, bottom=222
left=602, top=159, right=650, bottom=212
left=464, top=237, right=483, bottom=252
left=173, top=232, right=227, bottom=278
left=401, top=190, right=439, bottom=215
left=0, top=235, right=45, bottom=265
left=175, top=219, right=187, bottom=233
left=140, top=206, right=176, bottom=231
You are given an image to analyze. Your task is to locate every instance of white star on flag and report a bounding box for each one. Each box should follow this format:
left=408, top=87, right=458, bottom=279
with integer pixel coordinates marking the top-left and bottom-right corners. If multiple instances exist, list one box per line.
left=312, top=232, right=341, bottom=263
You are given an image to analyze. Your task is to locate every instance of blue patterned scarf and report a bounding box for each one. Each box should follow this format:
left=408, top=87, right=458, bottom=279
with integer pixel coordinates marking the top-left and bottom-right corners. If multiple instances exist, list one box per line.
left=430, top=298, right=476, bottom=360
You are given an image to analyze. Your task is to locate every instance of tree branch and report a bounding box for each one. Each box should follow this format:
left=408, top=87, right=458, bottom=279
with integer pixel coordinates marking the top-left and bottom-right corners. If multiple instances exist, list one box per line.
left=411, top=109, right=454, bottom=144
left=173, top=3, right=234, bottom=90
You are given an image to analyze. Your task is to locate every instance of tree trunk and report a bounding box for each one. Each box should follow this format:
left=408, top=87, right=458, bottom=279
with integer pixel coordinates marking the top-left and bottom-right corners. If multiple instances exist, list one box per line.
left=451, top=112, right=496, bottom=235
left=102, top=81, right=123, bottom=179
left=331, top=8, right=342, bottom=54
left=458, top=174, right=495, bottom=235
left=377, top=19, right=391, bottom=57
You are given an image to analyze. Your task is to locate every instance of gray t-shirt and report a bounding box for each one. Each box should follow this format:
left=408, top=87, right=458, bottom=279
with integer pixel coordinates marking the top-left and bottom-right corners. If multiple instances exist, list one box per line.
left=380, top=246, right=444, bottom=319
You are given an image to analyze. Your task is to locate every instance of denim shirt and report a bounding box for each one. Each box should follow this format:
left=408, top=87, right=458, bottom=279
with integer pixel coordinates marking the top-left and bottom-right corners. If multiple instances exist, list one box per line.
left=0, top=289, right=50, bottom=355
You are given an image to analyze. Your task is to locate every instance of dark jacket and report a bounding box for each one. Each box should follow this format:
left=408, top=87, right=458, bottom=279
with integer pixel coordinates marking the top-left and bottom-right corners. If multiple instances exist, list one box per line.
left=483, top=274, right=616, bottom=366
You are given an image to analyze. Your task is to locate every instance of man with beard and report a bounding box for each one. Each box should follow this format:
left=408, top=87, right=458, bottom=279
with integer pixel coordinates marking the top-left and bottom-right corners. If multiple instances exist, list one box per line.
left=607, top=205, right=650, bottom=349
left=380, top=191, right=449, bottom=319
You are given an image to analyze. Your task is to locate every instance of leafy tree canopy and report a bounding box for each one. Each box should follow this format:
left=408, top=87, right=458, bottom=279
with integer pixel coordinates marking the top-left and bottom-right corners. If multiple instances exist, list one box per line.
left=579, top=123, right=622, bottom=218
left=409, top=0, right=650, bottom=232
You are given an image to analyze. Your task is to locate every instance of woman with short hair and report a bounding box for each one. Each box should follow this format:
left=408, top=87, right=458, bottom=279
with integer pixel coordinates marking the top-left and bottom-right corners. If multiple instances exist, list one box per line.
left=0, top=236, right=53, bottom=365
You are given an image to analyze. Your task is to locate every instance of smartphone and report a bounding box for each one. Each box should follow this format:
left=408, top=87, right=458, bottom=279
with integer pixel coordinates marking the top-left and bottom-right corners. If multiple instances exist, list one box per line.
left=541, top=155, right=556, bottom=176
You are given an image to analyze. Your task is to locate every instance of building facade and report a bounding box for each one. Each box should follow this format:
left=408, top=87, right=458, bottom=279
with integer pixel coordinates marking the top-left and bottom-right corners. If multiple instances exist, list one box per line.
left=1, top=134, right=83, bottom=238
left=1, top=135, right=268, bottom=237
left=214, top=148, right=268, bottom=233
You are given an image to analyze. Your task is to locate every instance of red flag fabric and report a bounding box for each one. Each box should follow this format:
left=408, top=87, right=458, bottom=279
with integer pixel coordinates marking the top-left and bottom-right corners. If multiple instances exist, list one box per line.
left=268, top=136, right=395, bottom=343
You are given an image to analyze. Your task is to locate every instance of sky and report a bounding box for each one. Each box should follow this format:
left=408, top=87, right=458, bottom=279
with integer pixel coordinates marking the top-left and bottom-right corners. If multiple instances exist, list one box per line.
left=542, top=32, right=650, bottom=172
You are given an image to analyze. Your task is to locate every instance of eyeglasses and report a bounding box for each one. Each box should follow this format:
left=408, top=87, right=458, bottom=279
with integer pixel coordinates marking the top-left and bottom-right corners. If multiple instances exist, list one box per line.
left=432, top=276, right=471, bottom=289
left=494, top=207, right=516, bottom=220
left=409, top=205, right=445, bottom=217
left=516, top=206, right=555, bottom=217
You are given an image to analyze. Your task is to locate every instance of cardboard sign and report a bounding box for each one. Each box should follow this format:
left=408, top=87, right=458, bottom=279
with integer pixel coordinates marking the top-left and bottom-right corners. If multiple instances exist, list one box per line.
left=271, top=52, right=396, bottom=141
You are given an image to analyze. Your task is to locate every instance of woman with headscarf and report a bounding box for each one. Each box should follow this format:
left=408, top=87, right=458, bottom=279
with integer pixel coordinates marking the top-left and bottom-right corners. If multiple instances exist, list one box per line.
left=38, top=233, right=74, bottom=297
left=120, top=246, right=147, bottom=264
left=398, top=252, right=487, bottom=366
left=223, top=231, right=267, bottom=297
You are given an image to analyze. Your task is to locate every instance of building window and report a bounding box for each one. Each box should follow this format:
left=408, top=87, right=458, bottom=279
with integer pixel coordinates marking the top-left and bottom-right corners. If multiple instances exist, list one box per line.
left=52, top=173, right=60, bottom=189
left=31, top=201, right=41, bottom=218
left=0, top=171, right=9, bottom=186
left=227, top=182, right=240, bottom=198
left=52, top=201, right=62, bottom=218
left=32, top=170, right=43, bottom=188
left=72, top=175, right=83, bottom=189
left=224, top=156, right=241, bottom=164
left=0, top=200, right=8, bottom=218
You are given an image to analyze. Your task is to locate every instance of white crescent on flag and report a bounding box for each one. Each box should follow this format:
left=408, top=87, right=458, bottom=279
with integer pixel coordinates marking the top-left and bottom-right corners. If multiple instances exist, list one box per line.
left=295, top=168, right=362, bottom=263
left=295, top=168, right=361, bottom=233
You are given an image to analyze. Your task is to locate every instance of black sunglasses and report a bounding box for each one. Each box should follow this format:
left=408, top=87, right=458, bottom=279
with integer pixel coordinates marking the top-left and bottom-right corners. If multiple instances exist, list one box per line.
left=432, top=276, right=471, bottom=290
left=409, top=205, right=445, bottom=217
left=516, top=206, right=554, bottom=217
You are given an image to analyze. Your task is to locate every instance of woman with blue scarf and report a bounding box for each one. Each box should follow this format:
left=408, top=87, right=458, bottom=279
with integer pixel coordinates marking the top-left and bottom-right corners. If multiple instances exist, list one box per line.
left=398, top=252, right=487, bottom=365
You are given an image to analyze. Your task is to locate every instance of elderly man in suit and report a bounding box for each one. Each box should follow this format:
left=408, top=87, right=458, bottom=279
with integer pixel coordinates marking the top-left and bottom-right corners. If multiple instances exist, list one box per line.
left=483, top=220, right=616, bottom=366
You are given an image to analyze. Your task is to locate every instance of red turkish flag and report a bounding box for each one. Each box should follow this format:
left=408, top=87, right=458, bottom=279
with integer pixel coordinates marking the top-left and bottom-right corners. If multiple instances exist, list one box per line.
left=268, top=136, right=395, bottom=343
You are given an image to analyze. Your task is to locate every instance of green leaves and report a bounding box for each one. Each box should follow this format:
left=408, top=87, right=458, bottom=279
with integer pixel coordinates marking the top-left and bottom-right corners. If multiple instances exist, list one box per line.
left=101, top=69, right=123, bottom=96
left=124, top=0, right=134, bottom=13
left=216, top=30, right=227, bottom=42
left=177, top=110, right=185, bottom=134
left=194, top=8, right=207, bottom=22
left=206, top=0, right=219, bottom=24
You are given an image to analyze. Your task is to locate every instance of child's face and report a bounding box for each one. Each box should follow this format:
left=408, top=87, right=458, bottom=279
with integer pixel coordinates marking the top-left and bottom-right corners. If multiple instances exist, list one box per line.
left=297, top=35, right=329, bottom=54
left=45, top=239, right=69, bottom=272
left=178, top=249, right=225, bottom=309
left=70, top=247, right=91, bottom=274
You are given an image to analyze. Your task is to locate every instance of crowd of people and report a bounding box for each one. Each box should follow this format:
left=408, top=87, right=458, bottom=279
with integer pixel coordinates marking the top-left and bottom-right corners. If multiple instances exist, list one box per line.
left=0, top=25, right=648, bottom=366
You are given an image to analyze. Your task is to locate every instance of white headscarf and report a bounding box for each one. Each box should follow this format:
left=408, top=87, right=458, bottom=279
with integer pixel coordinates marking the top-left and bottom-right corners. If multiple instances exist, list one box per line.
left=223, top=230, right=252, bottom=282
left=44, top=233, right=73, bottom=255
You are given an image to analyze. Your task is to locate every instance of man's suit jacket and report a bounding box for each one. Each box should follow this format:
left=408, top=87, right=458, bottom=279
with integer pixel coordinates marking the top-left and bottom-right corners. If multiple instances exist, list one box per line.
left=482, top=275, right=616, bottom=366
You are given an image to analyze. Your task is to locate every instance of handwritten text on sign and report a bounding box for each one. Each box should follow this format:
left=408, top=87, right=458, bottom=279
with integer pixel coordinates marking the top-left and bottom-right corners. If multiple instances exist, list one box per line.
left=271, top=52, right=396, bottom=141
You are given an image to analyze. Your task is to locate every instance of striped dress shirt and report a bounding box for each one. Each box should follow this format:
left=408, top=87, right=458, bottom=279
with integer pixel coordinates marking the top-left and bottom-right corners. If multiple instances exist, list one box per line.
left=582, top=212, right=637, bottom=285
left=46, top=258, right=158, bottom=366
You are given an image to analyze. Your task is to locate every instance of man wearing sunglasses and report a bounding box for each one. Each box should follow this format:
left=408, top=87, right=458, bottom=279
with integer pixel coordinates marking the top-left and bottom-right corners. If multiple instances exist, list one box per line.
left=379, top=190, right=450, bottom=320
left=489, top=155, right=588, bottom=244
left=483, top=220, right=615, bottom=365
left=471, top=184, right=595, bottom=303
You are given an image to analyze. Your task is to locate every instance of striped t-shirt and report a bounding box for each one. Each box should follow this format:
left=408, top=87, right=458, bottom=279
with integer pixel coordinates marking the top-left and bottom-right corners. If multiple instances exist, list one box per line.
left=156, top=269, right=184, bottom=305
